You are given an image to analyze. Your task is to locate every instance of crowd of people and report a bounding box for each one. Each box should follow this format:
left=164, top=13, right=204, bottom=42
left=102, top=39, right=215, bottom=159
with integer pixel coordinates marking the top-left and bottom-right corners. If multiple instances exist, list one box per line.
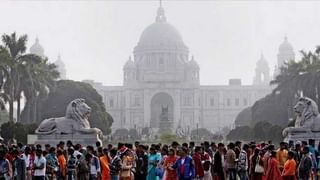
left=0, top=139, right=319, bottom=180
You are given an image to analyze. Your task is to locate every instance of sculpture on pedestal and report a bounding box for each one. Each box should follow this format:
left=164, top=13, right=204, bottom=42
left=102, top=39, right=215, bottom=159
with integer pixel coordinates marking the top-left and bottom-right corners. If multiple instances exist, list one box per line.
left=283, top=97, right=320, bottom=138
left=35, top=98, right=103, bottom=139
left=160, top=105, right=169, bottom=122
left=159, top=105, right=172, bottom=132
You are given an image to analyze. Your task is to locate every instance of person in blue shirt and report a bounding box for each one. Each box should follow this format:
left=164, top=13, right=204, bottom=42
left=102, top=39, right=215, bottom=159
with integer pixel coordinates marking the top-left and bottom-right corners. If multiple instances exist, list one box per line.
left=172, top=147, right=195, bottom=180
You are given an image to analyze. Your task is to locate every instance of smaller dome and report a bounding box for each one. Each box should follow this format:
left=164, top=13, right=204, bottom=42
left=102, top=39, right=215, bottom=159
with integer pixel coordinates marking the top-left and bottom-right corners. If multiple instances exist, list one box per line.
left=30, top=37, right=44, bottom=57
left=124, top=57, right=135, bottom=69
left=54, top=55, right=67, bottom=79
left=188, top=56, right=199, bottom=69
left=257, top=54, right=268, bottom=67
left=54, top=55, right=65, bottom=68
left=256, top=54, right=269, bottom=70
left=279, top=36, right=294, bottom=52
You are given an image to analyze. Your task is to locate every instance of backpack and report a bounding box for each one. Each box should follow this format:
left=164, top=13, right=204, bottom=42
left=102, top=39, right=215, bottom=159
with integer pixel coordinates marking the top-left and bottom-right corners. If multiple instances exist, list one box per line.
left=67, top=156, right=77, bottom=170
left=93, top=156, right=99, bottom=169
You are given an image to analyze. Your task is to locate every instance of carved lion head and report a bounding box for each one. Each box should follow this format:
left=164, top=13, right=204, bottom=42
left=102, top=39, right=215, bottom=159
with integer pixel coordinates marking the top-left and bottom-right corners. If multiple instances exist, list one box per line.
left=294, top=97, right=319, bottom=118
left=66, top=99, right=91, bottom=120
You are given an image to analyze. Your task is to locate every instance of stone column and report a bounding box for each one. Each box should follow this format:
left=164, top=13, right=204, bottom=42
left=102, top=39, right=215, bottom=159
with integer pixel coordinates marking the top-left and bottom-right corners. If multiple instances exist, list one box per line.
left=193, top=89, right=200, bottom=128
left=144, top=89, right=151, bottom=128
left=125, top=89, right=131, bottom=129
left=218, top=90, right=224, bottom=131
left=174, top=89, right=181, bottom=129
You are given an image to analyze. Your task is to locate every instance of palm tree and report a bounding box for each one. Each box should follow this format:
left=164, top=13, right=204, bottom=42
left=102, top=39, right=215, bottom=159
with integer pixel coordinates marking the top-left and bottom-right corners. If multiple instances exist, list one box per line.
left=271, top=46, right=320, bottom=112
left=20, top=57, right=59, bottom=122
left=0, top=49, right=10, bottom=110
left=0, top=32, right=59, bottom=122
left=0, top=32, right=28, bottom=122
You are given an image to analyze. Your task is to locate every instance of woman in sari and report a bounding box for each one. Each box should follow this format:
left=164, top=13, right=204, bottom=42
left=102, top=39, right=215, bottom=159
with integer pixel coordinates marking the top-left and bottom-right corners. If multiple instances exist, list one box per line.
left=100, top=148, right=111, bottom=180
left=163, top=148, right=177, bottom=180
left=147, top=147, right=161, bottom=180
left=265, top=151, right=282, bottom=180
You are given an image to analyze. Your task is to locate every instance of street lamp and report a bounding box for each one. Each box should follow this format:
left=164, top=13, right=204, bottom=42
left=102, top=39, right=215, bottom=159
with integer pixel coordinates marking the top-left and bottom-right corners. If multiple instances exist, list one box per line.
left=196, top=123, right=199, bottom=140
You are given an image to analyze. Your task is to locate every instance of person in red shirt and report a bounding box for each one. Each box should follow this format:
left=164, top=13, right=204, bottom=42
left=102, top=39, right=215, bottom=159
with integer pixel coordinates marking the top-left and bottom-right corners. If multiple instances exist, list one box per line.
left=193, top=146, right=205, bottom=179
left=164, top=148, right=178, bottom=180
left=265, top=151, right=282, bottom=180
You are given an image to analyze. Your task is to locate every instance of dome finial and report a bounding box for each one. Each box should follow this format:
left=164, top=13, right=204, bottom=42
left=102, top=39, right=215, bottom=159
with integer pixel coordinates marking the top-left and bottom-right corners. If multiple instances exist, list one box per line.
left=260, top=51, right=264, bottom=59
left=156, top=0, right=166, bottom=23
left=284, top=34, right=288, bottom=42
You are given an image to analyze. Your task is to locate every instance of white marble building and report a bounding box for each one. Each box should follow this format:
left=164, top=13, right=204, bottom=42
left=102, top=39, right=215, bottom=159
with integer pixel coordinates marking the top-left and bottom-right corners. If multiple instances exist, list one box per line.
left=83, top=6, right=294, bottom=133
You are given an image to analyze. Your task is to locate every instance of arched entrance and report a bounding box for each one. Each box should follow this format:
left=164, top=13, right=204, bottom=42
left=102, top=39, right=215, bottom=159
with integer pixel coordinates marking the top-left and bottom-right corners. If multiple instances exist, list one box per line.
left=150, top=92, right=174, bottom=128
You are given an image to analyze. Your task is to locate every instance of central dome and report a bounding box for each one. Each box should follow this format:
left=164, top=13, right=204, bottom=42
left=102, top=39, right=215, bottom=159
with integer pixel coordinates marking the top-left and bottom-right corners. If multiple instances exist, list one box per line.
left=134, top=6, right=188, bottom=54
left=138, top=22, right=184, bottom=47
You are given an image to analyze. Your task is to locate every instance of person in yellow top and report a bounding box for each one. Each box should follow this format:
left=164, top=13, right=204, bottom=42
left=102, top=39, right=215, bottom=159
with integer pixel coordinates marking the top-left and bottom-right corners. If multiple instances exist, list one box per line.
left=120, top=147, right=134, bottom=180
left=276, top=142, right=288, bottom=172
left=282, top=151, right=296, bottom=180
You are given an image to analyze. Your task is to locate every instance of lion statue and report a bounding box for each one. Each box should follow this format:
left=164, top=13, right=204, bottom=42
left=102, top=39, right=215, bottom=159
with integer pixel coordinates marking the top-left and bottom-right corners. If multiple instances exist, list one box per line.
left=35, top=98, right=103, bottom=138
left=283, top=97, right=320, bottom=137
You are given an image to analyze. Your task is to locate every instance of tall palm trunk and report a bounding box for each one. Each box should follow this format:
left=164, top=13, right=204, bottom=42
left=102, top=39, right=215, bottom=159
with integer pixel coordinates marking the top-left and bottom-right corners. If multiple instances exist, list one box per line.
left=33, top=97, right=37, bottom=123
left=17, top=97, right=20, bottom=122
left=9, top=99, right=14, bottom=122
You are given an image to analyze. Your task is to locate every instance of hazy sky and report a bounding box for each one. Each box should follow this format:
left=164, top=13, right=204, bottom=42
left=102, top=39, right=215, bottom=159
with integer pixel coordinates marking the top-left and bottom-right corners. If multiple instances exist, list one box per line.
left=1, top=0, right=320, bottom=85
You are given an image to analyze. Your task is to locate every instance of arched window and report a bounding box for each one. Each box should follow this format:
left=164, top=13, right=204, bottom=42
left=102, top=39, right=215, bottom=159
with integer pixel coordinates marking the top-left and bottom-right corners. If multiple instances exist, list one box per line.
left=235, top=98, right=239, bottom=106
left=210, top=98, right=214, bottom=106
left=243, top=98, right=248, bottom=106
left=134, top=95, right=140, bottom=106
left=227, top=98, right=231, bottom=106
left=159, top=58, right=164, bottom=65
left=109, top=98, right=114, bottom=108
left=184, top=96, right=192, bottom=106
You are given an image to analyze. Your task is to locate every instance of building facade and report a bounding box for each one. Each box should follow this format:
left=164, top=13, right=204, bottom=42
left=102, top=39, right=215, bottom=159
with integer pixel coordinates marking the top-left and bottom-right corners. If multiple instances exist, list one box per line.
left=85, top=5, right=287, bottom=133
left=27, top=5, right=296, bottom=133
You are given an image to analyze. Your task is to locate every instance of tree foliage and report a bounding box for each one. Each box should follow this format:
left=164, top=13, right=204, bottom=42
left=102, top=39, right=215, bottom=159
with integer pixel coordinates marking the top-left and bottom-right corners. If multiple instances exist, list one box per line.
left=227, top=121, right=283, bottom=143
left=21, top=80, right=113, bottom=134
left=251, top=94, right=289, bottom=127
left=190, top=128, right=213, bottom=140
left=160, top=132, right=177, bottom=144
left=234, top=107, right=252, bottom=127
left=0, top=122, right=37, bottom=144
left=226, top=126, right=252, bottom=141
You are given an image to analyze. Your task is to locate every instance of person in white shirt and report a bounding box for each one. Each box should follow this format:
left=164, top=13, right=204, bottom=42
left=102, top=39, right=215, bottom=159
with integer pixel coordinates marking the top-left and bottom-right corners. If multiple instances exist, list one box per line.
left=21, top=147, right=31, bottom=180
left=33, top=149, right=46, bottom=180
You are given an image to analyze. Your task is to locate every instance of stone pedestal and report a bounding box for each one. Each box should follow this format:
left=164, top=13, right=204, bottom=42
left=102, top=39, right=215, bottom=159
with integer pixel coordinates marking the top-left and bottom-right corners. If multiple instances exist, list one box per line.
left=28, top=133, right=102, bottom=147
left=284, top=132, right=320, bottom=144
left=159, top=120, right=173, bottom=133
